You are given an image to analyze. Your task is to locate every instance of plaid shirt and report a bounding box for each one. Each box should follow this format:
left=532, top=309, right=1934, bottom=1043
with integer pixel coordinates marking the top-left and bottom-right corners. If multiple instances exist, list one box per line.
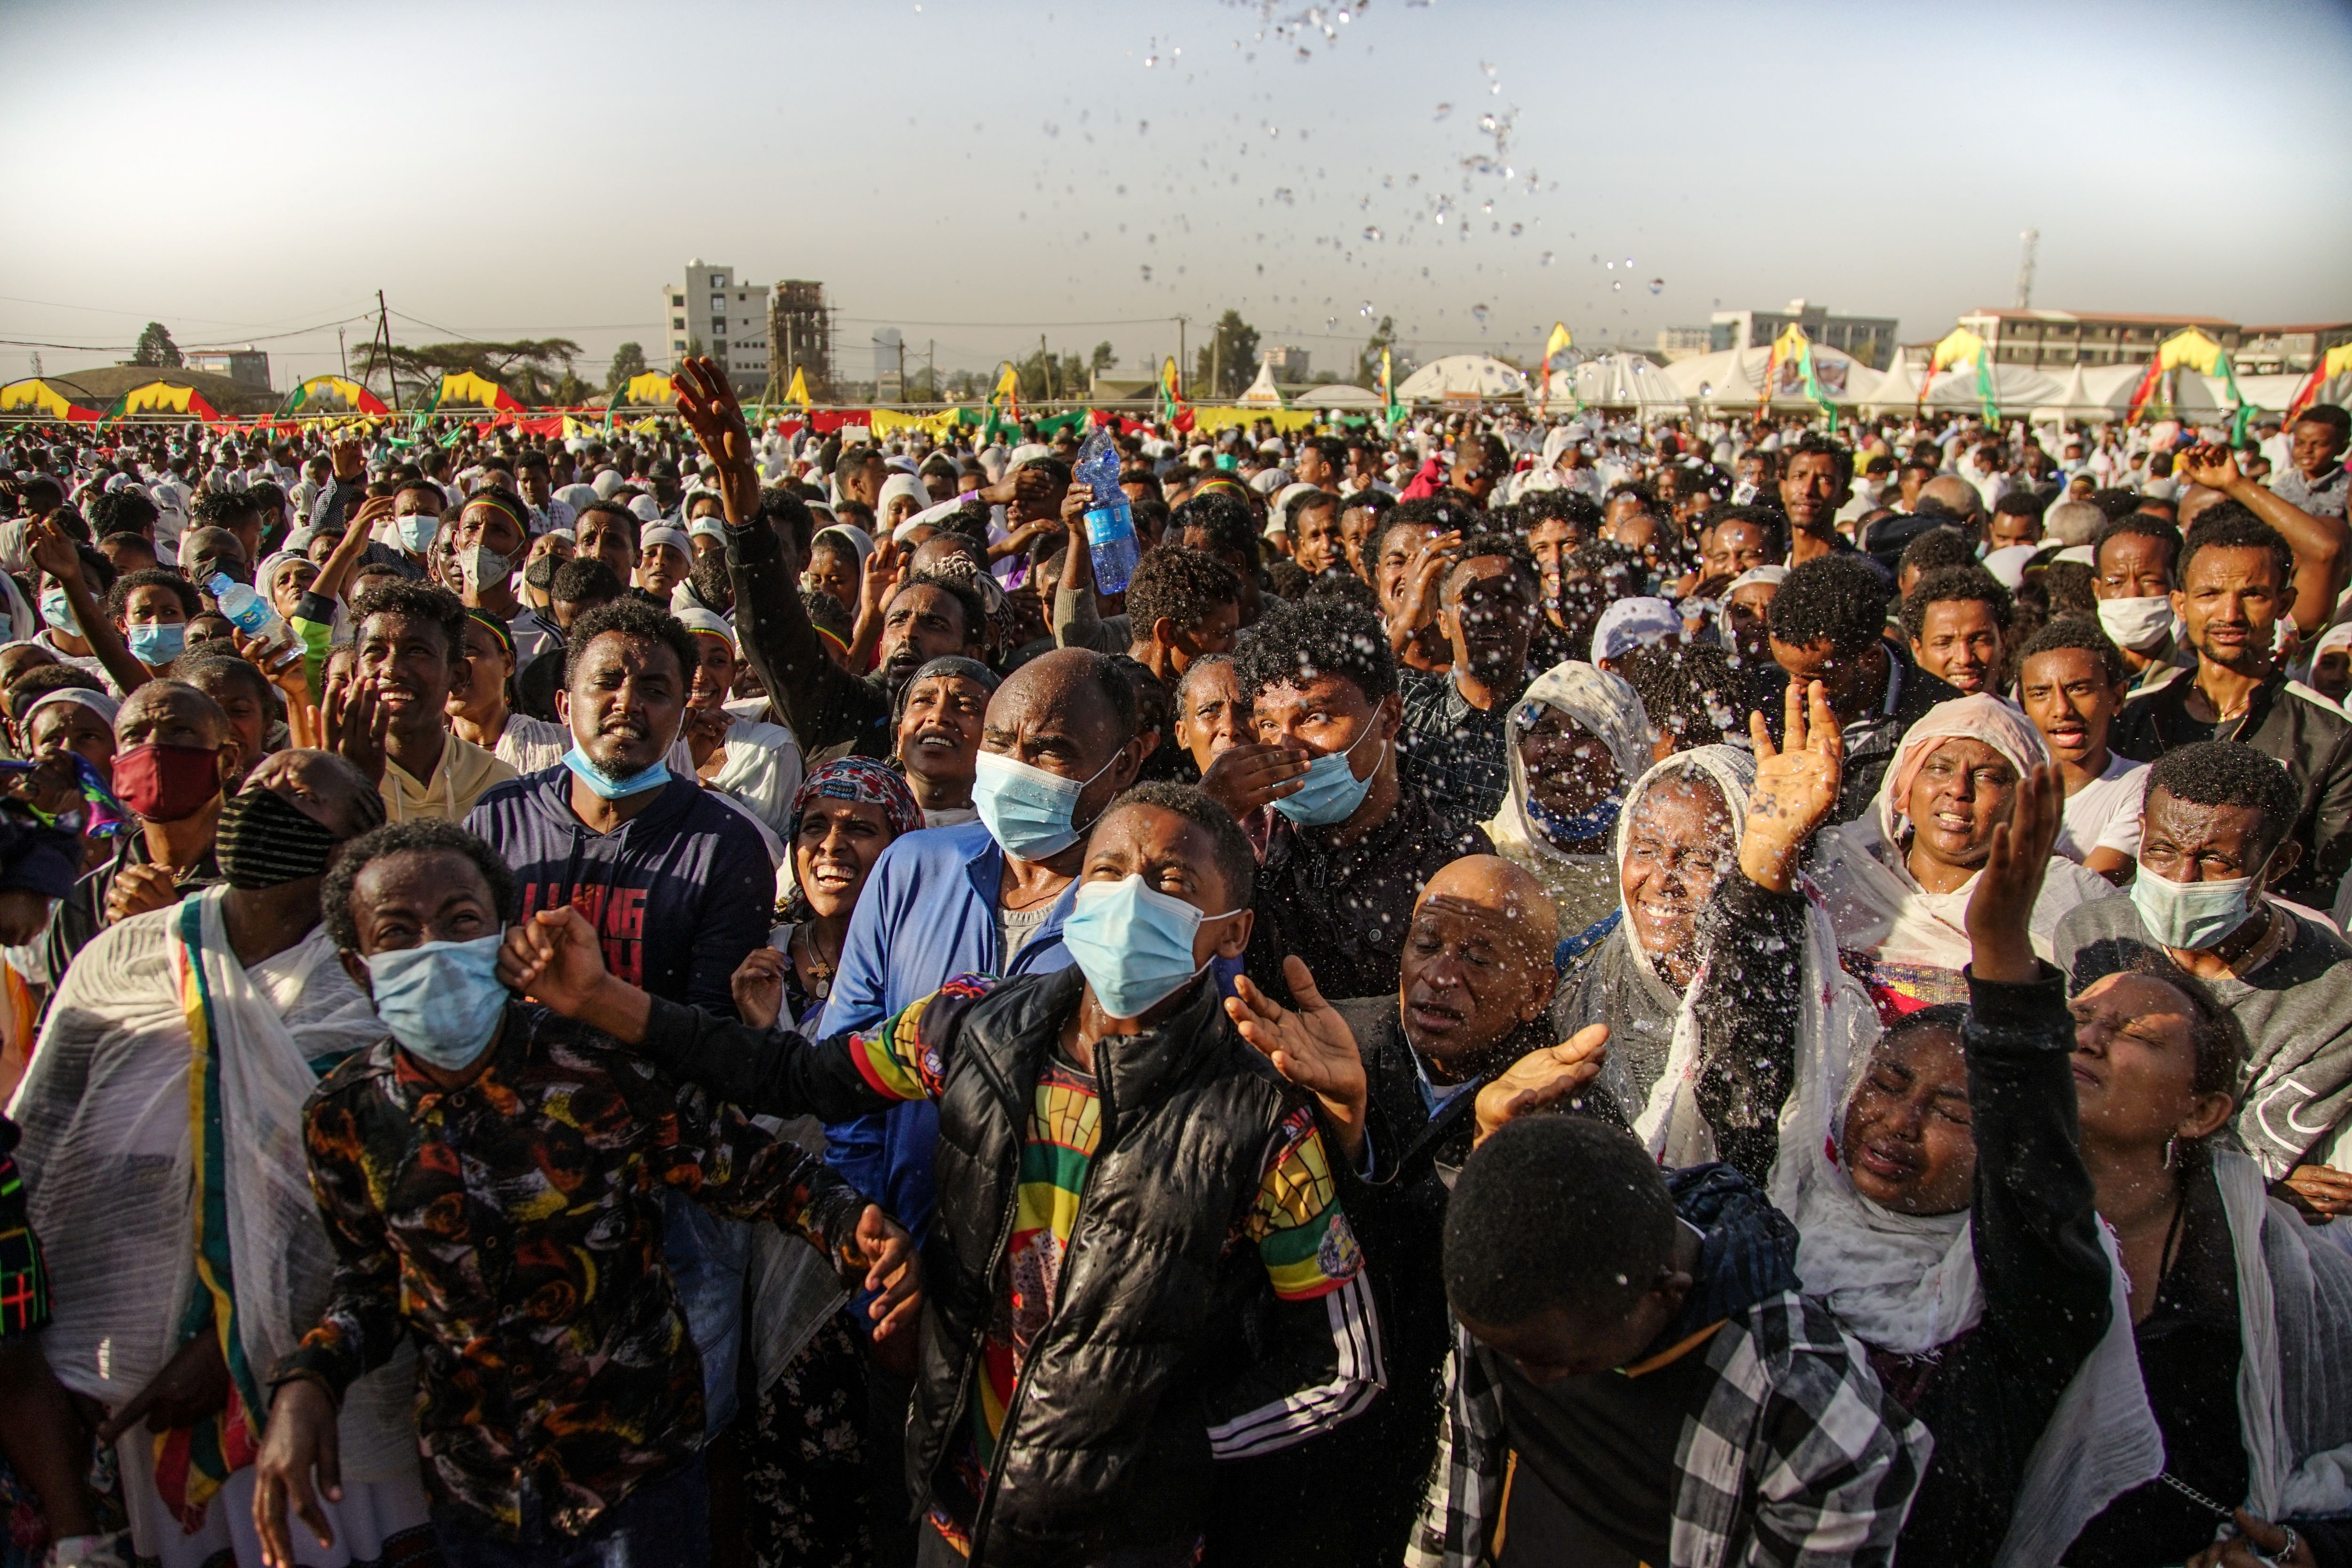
left=0, top=1115, right=49, bottom=1342
left=1409, top=1291, right=1930, bottom=1568
left=1396, top=668, right=1521, bottom=828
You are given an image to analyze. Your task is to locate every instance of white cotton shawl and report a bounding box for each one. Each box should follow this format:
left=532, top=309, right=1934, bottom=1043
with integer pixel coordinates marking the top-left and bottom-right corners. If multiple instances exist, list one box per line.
left=8, top=891, right=417, bottom=1483
left=1480, top=661, right=1655, bottom=939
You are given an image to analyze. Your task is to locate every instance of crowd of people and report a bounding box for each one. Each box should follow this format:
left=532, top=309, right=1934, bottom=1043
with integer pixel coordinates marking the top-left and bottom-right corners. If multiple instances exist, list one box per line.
left=0, top=352, right=2349, bottom=1568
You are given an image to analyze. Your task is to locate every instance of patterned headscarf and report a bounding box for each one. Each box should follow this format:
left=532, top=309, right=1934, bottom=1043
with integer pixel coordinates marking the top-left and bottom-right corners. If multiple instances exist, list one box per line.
left=787, top=756, right=923, bottom=844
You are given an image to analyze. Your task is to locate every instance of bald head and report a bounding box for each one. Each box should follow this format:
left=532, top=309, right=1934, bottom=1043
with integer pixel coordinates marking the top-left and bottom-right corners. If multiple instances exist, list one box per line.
left=1919, top=475, right=1986, bottom=524
left=117, top=677, right=230, bottom=749
left=1401, top=853, right=1561, bottom=1068
left=982, top=647, right=1143, bottom=862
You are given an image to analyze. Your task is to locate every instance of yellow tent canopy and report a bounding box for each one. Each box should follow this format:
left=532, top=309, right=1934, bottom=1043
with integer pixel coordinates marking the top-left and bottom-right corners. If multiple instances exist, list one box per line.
left=621, top=372, right=675, bottom=406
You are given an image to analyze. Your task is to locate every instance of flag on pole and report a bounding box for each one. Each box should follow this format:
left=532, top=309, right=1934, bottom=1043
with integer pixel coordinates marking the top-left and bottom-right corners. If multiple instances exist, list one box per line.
left=1541, top=322, right=1573, bottom=412
left=786, top=366, right=810, bottom=409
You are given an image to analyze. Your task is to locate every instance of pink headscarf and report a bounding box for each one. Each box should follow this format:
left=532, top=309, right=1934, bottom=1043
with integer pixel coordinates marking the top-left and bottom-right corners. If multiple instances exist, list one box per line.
left=1882, top=693, right=2051, bottom=839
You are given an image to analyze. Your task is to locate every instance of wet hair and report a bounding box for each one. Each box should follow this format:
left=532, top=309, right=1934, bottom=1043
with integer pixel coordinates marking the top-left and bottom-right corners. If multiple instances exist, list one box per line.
left=1232, top=592, right=1398, bottom=707
left=1367, top=494, right=1479, bottom=572
left=1169, top=491, right=1261, bottom=571
left=563, top=597, right=697, bottom=689
left=105, top=568, right=201, bottom=623
left=1303, top=570, right=1383, bottom=618
left=1518, top=487, right=1602, bottom=536
left=1879, top=1002, right=1971, bottom=1054
left=1443, top=530, right=1540, bottom=609
left=2018, top=617, right=2127, bottom=688
left=2145, top=740, right=2299, bottom=864
left=2177, top=502, right=2294, bottom=589
left=1614, top=640, right=1750, bottom=751
left=1901, top=566, right=2012, bottom=644
left=1443, top=1117, right=1676, bottom=1326
left=757, top=484, right=817, bottom=559
left=1175, top=652, right=1234, bottom=721
left=1899, top=525, right=1976, bottom=579
left=321, top=820, right=516, bottom=954
left=170, top=648, right=276, bottom=717
left=1125, top=544, right=1239, bottom=639
left=1768, top=553, right=1891, bottom=657
left=1782, top=432, right=1855, bottom=490
left=1100, top=779, right=1257, bottom=909
left=801, top=586, right=853, bottom=643
left=191, top=491, right=260, bottom=531
left=2090, top=511, right=2183, bottom=581
left=573, top=500, right=641, bottom=551
left=1282, top=488, right=1343, bottom=541
left=1701, top=503, right=1787, bottom=561
left=351, top=580, right=466, bottom=660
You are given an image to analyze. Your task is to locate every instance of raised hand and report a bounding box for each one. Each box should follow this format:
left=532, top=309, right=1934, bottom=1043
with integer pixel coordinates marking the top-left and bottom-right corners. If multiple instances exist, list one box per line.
left=1741, top=678, right=1844, bottom=893
left=1226, top=956, right=1370, bottom=1162
left=329, top=439, right=365, bottom=483
left=320, top=672, right=388, bottom=786
left=671, top=358, right=761, bottom=525
left=2177, top=442, right=2244, bottom=495
left=1965, top=760, right=2064, bottom=984
left=730, top=944, right=787, bottom=1030
left=26, top=516, right=82, bottom=587
left=1198, top=741, right=1311, bottom=818
left=497, top=906, right=614, bottom=1014
left=1473, top=1025, right=1610, bottom=1147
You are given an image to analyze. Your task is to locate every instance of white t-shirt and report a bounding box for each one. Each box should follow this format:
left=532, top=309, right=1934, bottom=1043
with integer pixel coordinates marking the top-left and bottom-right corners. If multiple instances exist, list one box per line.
left=2056, top=753, right=2150, bottom=864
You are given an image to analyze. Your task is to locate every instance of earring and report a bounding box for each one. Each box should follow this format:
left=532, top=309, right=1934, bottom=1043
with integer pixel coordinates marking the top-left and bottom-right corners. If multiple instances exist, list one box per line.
left=2163, top=1135, right=2178, bottom=1170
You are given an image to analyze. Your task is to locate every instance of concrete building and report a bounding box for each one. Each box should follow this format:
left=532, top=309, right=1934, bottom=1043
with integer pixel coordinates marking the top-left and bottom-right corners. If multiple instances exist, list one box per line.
left=2238, top=323, right=2352, bottom=376
left=183, top=348, right=270, bottom=390
left=765, top=280, right=834, bottom=403
left=1655, top=326, right=1712, bottom=362
left=1263, top=344, right=1312, bottom=381
left=660, top=261, right=770, bottom=394
left=1953, top=309, right=2242, bottom=368
left=1711, top=300, right=1899, bottom=369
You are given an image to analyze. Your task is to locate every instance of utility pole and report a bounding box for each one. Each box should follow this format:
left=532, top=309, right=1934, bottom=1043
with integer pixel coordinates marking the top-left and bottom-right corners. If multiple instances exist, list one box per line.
left=338, top=326, right=349, bottom=381
left=1176, top=314, right=1188, bottom=399
left=1211, top=326, right=1222, bottom=403
left=1040, top=333, right=1051, bottom=402
left=927, top=339, right=936, bottom=404
left=2014, top=228, right=2039, bottom=310
left=373, top=290, right=399, bottom=412
left=897, top=337, right=907, bottom=405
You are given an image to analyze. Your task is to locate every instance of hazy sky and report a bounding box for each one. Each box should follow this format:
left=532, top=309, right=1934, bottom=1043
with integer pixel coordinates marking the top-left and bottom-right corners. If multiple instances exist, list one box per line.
left=5, top=0, right=2348, bottom=392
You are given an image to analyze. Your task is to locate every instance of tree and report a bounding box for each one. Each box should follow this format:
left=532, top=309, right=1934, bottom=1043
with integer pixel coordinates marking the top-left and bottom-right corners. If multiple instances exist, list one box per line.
left=1192, top=310, right=1261, bottom=399
left=606, top=341, right=647, bottom=394
left=1014, top=345, right=1093, bottom=402
left=132, top=321, right=183, bottom=369
left=1356, top=316, right=1397, bottom=390
left=1090, top=341, right=1119, bottom=374
left=354, top=336, right=584, bottom=406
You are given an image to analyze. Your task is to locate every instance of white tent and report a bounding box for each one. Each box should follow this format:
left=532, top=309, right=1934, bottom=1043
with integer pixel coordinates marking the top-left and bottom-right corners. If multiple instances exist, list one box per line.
left=1236, top=360, right=1285, bottom=407
left=1861, top=358, right=2063, bottom=415
left=1308, top=384, right=1384, bottom=410
left=1395, top=353, right=1529, bottom=402
left=1664, top=342, right=1881, bottom=407
left=1551, top=352, right=1687, bottom=414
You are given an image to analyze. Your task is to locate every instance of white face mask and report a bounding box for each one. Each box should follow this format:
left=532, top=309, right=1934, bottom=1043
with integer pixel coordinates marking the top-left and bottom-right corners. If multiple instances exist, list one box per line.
left=2129, top=866, right=2256, bottom=951
left=2096, top=595, right=2177, bottom=654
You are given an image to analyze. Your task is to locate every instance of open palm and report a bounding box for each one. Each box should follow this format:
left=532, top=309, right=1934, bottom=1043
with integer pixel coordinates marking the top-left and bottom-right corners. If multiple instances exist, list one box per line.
left=1226, top=956, right=1369, bottom=1160
left=1742, top=678, right=1844, bottom=891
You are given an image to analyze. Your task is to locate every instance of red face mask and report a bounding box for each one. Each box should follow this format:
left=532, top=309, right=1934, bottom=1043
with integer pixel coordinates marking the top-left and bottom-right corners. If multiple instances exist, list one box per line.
left=112, top=741, right=223, bottom=823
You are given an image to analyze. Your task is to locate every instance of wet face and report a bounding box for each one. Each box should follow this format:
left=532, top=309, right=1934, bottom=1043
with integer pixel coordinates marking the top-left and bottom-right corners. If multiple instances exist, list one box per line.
left=1526, top=516, right=1578, bottom=605
left=1254, top=673, right=1396, bottom=787
left=1703, top=519, right=1772, bottom=582
left=794, top=797, right=898, bottom=921
left=1620, top=774, right=1735, bottom=987
left=2020, top=647, right=2122, bottom=770
left=1337, top=503, right=1380, bottom=577
left=1440, top=556, right=1537, bottom=681
left=1910, top=597, right=2005, bottom=694
left=2137, top=787, right=2286, bottom=891
left=1457, top=1281, right=1685, bottom=1386
left=454, top=501, right=526, bottom=563
left=1517, top=706, right=1624, bottom=836
left=557, top=631, right=686, bottom=776
left=2093, top=531, right=2175, bottom=601
left=1175, top=660, right=1246, bottom=771
left=2176, top=543, right=2286, bottom=676
left=1376, top=521, right=1442, bottom=616
left=896, top=672, right=988, bottom=796
left=1290, top=501, right=1345, bottom=575
left=1903, top=737, right=2018, bottom=874
left=1840, top=1024, right=1974, bottom=1215
left=1165, top=597, right=1240, bottom=674
left=2069, top=971, right=2227, bottom=1155
left=879, top=582, right=977, bottom=688
left=1724, top=582, right=1778, bottom=665
left=1770, top=635, right=1882, bottom=723
left=1399, top=875, right=1556, bottom=1075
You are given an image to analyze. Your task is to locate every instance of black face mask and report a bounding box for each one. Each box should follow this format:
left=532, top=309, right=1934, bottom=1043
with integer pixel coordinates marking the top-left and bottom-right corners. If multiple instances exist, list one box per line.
left=215, top=787, right=342, bottom=890
left=524, top=556, right=560, bottom=591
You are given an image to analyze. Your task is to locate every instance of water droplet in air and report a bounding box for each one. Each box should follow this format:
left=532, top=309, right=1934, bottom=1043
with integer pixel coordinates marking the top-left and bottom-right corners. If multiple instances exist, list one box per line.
left=1612, top=280, right=1622, bottom=291
left=1144, top=53, right=1156, bottom=66
left=1471, top=304, right=1489, bottom=324
left=1433, top=103, right=1453, bottom=120
left=1700, top=382, right=1713, bottom=397
left=1540, top=251, right=1554, bottom=266
left=1360, top=301, right=1375, bottom=317
left=1510, top=222, right=1524, bottom=236
left=1140, top=265, right=1152, bottom=282
left=1363, top=225, right=1383, bottom=242
left=1624, top=256, right=1634, bottom=266
left=1649, top=278, right=1665, bottom=294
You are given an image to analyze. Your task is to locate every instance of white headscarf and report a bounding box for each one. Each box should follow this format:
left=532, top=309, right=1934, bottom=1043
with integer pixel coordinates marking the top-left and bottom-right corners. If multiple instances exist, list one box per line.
left=874, top=473, right=930, bottom=537
left=1481, top=661, right=1655, bottom=936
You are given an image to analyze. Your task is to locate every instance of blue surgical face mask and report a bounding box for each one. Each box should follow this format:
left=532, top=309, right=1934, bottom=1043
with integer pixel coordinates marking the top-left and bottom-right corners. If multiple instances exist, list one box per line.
left=973, top=748, right=1119, bottom=860
left=1527, top=791, right=1620, bottom=850
left=395, top=511, right=440, bottom=554
left=40, top=587, right=78, bottom=638
left=562, top=745, right=671, bottom=801
left=366, top=933, right=509, bottom=1070
left=1271, top=722, right=1387, bottom=827
left=1063, top=873, right=1244, bottom=1019
left=128, top=621, right=187, bottom=666
left=2130, top=866, right=2256, bottom=951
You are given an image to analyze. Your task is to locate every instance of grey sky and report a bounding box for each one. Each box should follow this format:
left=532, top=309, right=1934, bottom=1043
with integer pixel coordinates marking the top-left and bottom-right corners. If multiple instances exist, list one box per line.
left=4, top=0, right=2347, bottom=391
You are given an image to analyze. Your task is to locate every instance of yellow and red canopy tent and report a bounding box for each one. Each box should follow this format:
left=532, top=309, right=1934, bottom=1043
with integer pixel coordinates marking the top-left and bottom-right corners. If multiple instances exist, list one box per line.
left=281, top=375, right=388, bottom=416
left=421, top=371, right=521, bottom=414
left=2127, top=328, right=2249, bottom=436
left=2287, top=342, right=2352, bottom=423
left=106, top=381, right=223, bottom=422
left=0, top=378, right=103, bottom=422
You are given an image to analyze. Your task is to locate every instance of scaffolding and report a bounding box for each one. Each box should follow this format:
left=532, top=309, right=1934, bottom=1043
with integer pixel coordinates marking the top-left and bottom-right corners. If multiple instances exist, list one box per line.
left=764, top=280, right=834, bottom=404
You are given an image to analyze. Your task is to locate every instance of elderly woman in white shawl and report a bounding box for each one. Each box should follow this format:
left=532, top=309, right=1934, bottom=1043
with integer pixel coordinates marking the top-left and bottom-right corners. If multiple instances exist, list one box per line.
left=1812, top=692, right=2112, bottom=1019
left=1548, top=680, right=1847, bottom=1186
left=1774, top=762, right=2166, bottom=1568
left=7, top=753, right=430, bottom=1568
left=1479, top=661, right=1658, bottom=944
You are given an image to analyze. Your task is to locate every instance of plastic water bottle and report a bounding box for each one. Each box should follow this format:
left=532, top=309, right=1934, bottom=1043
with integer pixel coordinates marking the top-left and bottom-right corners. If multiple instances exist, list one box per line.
left=1072, top=429, right=1140, bottom=594
left=206, top=573, right=287, bottom=643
